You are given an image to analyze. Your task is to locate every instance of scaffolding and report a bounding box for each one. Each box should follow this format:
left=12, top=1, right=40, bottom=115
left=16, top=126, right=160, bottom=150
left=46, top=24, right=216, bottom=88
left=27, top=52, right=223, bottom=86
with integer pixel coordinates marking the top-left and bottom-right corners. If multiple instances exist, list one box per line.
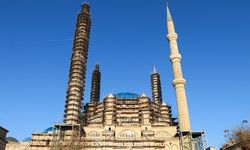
left=177, top=129, right=208, bottom=150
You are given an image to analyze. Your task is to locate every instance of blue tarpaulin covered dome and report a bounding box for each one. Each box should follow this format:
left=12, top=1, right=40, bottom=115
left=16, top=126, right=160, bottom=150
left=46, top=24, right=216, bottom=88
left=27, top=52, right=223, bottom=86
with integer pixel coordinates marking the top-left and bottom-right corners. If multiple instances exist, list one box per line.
left=114, top=92, right=140, bottom=99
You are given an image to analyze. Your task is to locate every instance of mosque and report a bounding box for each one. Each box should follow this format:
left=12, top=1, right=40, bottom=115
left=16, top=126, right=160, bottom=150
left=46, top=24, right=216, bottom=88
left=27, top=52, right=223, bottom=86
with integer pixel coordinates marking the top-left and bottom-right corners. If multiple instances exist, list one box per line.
left=6, top=2, right=207, bottom=150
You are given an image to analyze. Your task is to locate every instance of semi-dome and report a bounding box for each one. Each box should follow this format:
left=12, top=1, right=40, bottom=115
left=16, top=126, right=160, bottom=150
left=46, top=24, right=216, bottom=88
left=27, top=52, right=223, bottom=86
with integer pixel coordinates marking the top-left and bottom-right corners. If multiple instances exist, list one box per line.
left=114, top=92, right=140, bottom=99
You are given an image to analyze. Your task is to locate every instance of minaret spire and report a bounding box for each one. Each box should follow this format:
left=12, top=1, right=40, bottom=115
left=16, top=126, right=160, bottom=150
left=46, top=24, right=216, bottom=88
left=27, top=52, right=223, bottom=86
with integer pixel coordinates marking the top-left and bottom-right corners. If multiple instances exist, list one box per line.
left=167, top=6, right=173, bottom=22
left=64, top=3, right=91, bottom=125
left=166, top=6, right=175, bottom=34
left=166, top=5, right=191, bottom=131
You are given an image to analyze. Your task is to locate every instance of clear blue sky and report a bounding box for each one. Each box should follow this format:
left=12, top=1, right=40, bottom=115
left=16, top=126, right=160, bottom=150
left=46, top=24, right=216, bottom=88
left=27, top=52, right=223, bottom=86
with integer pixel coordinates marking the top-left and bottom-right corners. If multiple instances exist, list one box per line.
left=0, top=0, right=250, bottom=149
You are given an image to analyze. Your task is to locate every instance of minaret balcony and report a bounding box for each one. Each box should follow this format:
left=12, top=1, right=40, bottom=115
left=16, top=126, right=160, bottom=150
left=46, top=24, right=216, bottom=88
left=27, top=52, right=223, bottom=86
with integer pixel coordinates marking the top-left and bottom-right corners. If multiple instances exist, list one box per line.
left=170, top=54, right=182, bottom=62
left=172, top=78, right=186, bottom=87
left=167, top=33, right=178, bottom=41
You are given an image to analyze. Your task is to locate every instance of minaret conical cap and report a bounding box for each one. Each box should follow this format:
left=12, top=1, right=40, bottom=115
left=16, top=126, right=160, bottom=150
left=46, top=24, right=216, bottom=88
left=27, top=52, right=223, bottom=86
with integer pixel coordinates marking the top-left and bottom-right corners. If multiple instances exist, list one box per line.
left=167, top=6, right=173, bottom=22
left=153, top=66, right=158, bottom=74
left=166, top=4, right=175, bottom=34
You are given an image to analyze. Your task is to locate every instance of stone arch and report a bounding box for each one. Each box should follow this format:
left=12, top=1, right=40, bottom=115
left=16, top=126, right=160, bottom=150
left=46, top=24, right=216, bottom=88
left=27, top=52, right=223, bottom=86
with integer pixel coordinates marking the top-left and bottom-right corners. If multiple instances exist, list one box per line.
left=118, top=129, right=138, bottom=140
left=155, top=131, right=172, bottom=140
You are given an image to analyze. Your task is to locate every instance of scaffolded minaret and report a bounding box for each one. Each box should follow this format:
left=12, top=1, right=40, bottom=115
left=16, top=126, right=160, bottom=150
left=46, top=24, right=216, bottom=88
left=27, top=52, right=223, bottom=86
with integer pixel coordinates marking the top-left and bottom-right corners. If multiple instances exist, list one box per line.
left=64, top=3, right=91, bottom=125
left=151, top=66, right=163, bottom=121
left=90, top=64, right=101, bottom=105
left=166, top=6, right=191, bottom=131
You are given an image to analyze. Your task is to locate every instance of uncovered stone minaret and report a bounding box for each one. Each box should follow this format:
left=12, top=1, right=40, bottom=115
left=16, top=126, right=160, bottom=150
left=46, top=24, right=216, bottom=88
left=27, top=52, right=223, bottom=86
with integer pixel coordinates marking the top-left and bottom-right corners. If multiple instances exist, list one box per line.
left=64, top=3, right=91, bottom=125
left=166, top=6, right=191, bottom=131
left=151, top=66, right=163, bottom=121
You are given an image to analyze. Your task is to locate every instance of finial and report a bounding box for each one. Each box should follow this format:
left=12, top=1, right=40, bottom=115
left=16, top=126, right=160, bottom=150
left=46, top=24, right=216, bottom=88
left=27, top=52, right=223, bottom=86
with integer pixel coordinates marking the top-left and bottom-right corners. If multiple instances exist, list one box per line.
left=81, top=1, right=90, bottom=13
left=141, top=93, right=147, bottom=97
left=153, top=66, right=158, bottom=74
left=107, top=93, right=114, bottom=98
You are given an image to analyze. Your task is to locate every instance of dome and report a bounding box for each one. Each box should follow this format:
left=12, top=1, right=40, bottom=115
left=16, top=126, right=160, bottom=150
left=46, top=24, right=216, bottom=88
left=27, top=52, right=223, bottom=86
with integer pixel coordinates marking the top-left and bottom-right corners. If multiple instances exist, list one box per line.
left=42, top=127, right=57, bottom=133
left=114, top=92, right=140, bottom=100
left=22, top=137, right=32, bottom=142
left=6, top=137, right=19, bottom=143
left=20, top=127, right=57, bottom=142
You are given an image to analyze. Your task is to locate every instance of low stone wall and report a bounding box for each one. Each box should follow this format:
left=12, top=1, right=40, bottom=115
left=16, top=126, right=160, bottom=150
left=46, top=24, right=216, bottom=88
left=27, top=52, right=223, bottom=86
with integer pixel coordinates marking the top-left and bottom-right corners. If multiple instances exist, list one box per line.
left=5, top=142, right=31, bottom=150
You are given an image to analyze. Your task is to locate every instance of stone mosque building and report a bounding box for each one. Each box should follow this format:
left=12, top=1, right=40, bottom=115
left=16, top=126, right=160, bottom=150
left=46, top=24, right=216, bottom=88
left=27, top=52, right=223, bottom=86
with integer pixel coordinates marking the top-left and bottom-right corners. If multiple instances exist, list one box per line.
left=6, top=2, right=207, bottom=150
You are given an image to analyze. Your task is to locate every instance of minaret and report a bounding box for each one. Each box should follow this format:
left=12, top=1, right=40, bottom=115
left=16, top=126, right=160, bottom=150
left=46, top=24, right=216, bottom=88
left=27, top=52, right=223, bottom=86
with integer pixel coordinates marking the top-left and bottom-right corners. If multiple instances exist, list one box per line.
left=151, top=66, right=163, bottom=121
left=64, top=3, right=91, bottom=125
left=90, top=64, right=101, bottom=105
left=166, top=6, right=191, bottom=131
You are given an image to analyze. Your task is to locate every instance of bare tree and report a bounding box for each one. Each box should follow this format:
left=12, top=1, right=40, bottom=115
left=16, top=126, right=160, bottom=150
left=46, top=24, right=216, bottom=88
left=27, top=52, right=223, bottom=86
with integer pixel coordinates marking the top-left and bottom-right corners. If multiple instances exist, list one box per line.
left=50, top=127, right=85, bottom=150
left=223, top=120, right=250, bottom=150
